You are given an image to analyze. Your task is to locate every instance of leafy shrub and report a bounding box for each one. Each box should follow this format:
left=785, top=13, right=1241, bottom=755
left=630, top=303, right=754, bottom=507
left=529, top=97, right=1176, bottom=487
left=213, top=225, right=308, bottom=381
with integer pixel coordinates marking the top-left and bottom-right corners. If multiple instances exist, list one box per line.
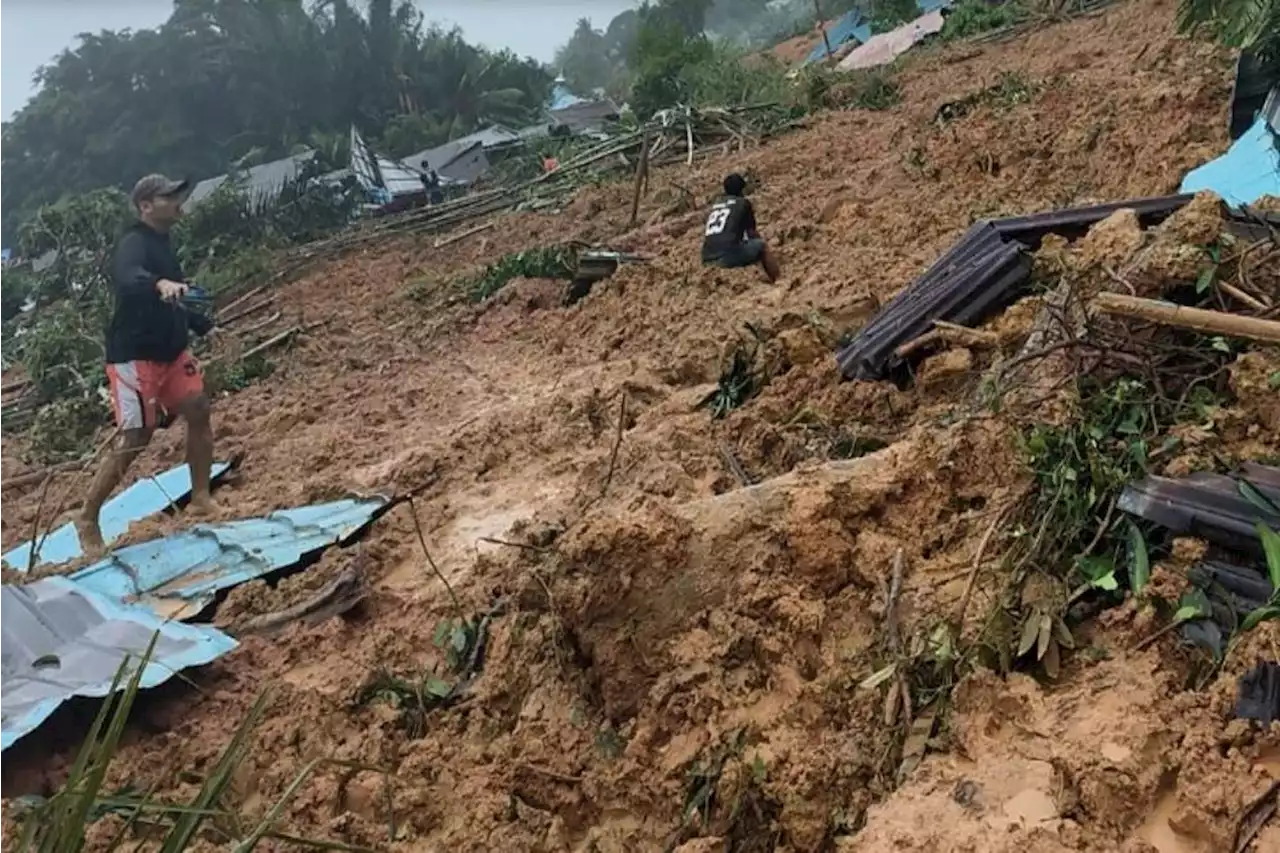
left=942, top=0, right=1027, bottom=40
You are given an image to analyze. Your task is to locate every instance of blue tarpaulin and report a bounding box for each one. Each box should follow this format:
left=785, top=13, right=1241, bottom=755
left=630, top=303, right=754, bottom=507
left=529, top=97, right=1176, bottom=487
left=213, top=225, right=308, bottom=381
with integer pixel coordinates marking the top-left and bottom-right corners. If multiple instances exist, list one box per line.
left=69, top=496, right=391, bottom=620
left=3, top=462, right=233, bottom=572
left=1, top=577, right=237, bottom=751
left=1180, top=113, right=1280, bottom=206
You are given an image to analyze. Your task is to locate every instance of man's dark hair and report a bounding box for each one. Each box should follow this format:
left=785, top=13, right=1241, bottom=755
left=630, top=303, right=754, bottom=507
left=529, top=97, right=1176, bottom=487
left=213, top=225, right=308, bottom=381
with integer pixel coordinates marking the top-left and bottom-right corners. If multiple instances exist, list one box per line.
left=723, top=173, right=747, bottom=197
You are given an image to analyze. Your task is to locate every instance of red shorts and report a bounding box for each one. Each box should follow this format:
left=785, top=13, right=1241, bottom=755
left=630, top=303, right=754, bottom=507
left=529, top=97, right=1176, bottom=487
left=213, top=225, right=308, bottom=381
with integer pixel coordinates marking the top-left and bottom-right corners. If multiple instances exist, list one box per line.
left=106, top=351, right=204, bottom=430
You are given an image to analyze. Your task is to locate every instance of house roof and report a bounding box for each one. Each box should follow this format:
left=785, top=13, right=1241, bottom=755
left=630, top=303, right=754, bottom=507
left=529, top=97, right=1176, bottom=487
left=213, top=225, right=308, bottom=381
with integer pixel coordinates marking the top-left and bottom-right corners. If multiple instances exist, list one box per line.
left=549, top=98, right=620, bottom=133
left=186, top=150, right=317, bottom=209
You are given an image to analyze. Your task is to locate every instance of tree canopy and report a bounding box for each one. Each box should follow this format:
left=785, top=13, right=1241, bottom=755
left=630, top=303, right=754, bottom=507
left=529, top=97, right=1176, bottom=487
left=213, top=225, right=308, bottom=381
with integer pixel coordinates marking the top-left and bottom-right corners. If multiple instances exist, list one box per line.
left=1, top=0, right=552, bottom=245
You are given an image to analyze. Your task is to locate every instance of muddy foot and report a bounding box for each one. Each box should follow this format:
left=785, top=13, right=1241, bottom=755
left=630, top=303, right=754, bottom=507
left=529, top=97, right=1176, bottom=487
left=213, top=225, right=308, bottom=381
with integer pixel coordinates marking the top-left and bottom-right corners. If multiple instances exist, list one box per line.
left=75, top=515, right=106, bottom=559
left=186, top=495, right=224, bottom=518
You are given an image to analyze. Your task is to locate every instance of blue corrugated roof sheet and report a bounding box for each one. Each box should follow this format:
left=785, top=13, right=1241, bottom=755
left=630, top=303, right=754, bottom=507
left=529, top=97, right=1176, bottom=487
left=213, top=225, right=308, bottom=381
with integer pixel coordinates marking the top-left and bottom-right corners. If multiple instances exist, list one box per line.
left=3, top=462, right=233, bottom=572
left=805, top=11, right=873, bottom=64
left=804, top=0, right=951, bottom=64
left=69, top=496, right=391, bottom=620
left=1, top=577, right=237, bottom=751
left=1180, top=92, right=1280, bottom=206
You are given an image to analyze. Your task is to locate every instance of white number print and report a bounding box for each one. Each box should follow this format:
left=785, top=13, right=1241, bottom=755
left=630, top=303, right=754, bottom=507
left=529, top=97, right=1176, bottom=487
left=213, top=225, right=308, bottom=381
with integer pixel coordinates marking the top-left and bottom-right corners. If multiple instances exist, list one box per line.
left=704, top=206, right=731, bottom=236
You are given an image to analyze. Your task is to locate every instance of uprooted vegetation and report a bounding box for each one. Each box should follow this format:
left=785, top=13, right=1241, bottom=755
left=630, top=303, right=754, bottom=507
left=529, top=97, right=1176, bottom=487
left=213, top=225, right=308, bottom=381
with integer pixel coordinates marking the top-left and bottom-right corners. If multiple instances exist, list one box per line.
left=5, top=1, right=1280, bottom=852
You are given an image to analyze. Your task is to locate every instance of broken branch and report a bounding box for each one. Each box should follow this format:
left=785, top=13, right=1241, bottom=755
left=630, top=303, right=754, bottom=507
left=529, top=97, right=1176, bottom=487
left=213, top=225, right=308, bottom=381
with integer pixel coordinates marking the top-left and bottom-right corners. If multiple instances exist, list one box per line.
left=1093, top=292, right=1280, bottom=344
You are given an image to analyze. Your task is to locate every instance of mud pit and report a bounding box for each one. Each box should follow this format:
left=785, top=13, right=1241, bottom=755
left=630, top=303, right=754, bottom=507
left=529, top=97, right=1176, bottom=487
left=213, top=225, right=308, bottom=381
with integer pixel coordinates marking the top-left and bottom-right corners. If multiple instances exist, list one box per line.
left=4, top=0, right=1279, bottom=850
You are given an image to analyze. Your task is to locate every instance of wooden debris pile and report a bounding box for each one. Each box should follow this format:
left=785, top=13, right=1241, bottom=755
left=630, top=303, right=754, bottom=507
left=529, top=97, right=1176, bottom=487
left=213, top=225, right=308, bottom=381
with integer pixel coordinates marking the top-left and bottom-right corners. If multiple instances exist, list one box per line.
left=277, top=104, right=802, bottom=269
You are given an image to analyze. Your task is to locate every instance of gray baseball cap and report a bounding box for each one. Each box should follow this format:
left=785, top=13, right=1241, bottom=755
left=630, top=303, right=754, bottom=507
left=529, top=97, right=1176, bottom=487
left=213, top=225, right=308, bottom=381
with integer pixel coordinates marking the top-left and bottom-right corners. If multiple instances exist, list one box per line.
left=130, top=174, right=191, bottom=207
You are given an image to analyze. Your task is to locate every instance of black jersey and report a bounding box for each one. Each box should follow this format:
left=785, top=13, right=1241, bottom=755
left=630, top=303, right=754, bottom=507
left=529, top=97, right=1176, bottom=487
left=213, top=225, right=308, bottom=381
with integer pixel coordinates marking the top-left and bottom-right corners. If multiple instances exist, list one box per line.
left=700, top=195, right=757, bottom=262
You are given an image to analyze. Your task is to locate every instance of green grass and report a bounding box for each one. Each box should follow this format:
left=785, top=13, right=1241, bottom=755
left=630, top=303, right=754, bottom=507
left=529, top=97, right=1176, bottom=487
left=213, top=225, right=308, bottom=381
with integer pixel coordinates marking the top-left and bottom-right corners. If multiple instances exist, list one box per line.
left=14, top=636, right=389, bottom=852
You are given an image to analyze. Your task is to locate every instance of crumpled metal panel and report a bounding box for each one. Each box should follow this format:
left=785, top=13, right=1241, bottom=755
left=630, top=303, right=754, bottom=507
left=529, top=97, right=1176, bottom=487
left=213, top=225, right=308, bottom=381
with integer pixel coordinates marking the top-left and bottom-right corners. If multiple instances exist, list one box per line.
left=835, top=195, right=1200, bottom=381
left=1118, top=462, right=1280, bottom=555
left=1, top=577, right=236, bottom=750
left=991, top=194, right=1194, bottom=247
left=68, top=496, right=391, bottom=620
left=835, top=223, right=1030, bottom=380
left=3, top=462, right=233, bottom=572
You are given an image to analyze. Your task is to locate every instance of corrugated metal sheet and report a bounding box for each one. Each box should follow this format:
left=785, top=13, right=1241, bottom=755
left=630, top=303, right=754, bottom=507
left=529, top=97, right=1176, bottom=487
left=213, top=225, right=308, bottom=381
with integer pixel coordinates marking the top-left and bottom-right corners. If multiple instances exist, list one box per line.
left=837, top=10, right=944, bottom=71
left=549, top=99, right=621, bottom=134
left=408, top=140, right=491, bottom=185
left=1118, top=462, right=1280, bottom=555
left=835, top=222, right=1030, bottom=379
left=1181, top=91, right=1280, bottom=207
left=68, top=497, right=391, bottom=620
left=805, top=11, right=873, bottom=64
left=989, top=194, right=1194, bottom=246
left=835, top=194, right=1196, bottom=380
left=1, top=577, right=237, bottom=750
left=3, top=462, right=233, bottom=572
left=186, top=151, right=317, bottom=210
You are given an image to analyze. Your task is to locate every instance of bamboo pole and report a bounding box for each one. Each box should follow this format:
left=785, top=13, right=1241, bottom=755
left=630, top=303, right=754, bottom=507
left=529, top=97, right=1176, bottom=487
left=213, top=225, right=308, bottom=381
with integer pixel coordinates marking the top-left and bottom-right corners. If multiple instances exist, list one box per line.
left=629, top=132, right=651, bottom=228
left=814, top=0, right=834, bottom=61
left=1093, top=292, right=1280, bottom=344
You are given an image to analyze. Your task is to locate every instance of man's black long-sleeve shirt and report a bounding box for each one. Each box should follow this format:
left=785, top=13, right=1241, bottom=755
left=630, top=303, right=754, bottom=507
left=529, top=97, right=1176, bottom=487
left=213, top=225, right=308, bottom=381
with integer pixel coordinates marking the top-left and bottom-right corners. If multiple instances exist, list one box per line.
left=106, top=222, right=212, bottom=364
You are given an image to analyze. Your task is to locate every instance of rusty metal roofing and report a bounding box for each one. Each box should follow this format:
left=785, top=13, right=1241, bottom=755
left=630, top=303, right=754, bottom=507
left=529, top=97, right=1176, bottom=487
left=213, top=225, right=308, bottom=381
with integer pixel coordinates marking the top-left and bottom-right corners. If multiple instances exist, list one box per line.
left=835, top=194, right=1200, bottom=380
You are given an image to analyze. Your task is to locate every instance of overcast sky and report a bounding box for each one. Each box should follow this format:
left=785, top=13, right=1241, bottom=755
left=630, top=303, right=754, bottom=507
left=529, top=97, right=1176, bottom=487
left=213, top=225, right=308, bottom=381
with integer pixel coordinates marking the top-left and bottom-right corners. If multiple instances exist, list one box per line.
left=1, top=0, right=638, bottom=120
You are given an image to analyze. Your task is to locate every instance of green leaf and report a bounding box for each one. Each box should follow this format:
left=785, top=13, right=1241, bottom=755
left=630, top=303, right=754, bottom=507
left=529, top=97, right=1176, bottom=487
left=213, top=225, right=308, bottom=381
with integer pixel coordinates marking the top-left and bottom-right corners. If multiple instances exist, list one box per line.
left=1126, top=520, right=1150, bottom=596
left=1210, top=336, right=1231, bottom=353
left=1241, top=605, right=1280, bottom=632
left=1241, top=481, right=1280, bottom=519
left=1258, top=523, right=1280, bottom=592
left=1077, top=555, right=1119, bottom=591
left=424, top=677, right=452, bottom=698
left=1269, top=371, right=1280, bottom=391
left=451, top=623, right=472, bottom=655
left=1195, top=264, right=1216, bottom=293
left=1174, top=589, right=1212, bottom=623
left=432, top=619, right=452, bottom=648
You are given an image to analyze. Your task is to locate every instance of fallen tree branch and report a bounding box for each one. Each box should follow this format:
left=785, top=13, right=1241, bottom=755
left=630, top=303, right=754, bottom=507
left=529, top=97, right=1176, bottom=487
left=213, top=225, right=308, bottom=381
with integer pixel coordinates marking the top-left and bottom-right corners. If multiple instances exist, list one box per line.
left=218, top=296, right=277, bottom=326
left=215, top=283, right=268, bottom=319
left=230, top=564, right=365, bottom=636
left=1093, top=292, right=1280, bottom=344
left=433, top=220, right=495, bottom=249
left=895, top=321, right=1000, bottom=358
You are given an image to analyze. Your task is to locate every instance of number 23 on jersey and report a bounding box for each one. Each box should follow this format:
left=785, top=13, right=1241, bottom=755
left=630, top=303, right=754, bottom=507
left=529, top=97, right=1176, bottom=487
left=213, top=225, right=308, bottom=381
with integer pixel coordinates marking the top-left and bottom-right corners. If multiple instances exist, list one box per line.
left=705, top=206, right=731, bottom=236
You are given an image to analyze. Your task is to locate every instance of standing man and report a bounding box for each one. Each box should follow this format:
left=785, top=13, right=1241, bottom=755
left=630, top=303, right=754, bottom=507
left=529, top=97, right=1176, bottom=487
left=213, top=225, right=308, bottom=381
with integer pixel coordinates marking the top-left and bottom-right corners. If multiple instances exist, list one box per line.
left=75, top=174, right=219, bottom=556
left=700, top=173, right=781, bottom=283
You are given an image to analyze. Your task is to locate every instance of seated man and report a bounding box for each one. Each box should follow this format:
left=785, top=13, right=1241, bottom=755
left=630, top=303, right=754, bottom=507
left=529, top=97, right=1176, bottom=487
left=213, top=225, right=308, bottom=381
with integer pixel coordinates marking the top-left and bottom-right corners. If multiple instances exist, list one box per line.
left=700, top=173, right=780, bottom=282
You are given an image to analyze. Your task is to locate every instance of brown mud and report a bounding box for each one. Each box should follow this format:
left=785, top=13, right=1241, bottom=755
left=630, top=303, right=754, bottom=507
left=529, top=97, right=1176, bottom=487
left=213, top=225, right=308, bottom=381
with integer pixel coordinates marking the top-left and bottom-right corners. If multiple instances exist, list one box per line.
left=4, top=1, right=1279, bottom=850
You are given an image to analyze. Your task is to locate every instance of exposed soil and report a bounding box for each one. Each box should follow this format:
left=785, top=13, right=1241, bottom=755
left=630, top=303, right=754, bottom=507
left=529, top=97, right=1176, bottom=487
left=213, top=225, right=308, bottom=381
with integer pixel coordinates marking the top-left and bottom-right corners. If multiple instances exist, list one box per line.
left=5, top=1, right=1278, bottom=851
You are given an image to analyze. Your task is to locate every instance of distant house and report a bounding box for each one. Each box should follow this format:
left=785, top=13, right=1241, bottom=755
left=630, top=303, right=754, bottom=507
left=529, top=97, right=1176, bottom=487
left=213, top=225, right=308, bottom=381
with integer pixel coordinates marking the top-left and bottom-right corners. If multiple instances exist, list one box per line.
left=404, top=124, right=531, bottom=186
left=545, top=74, right=620, bottom=135
left=548, top=98, right=620, bottom=135
left=185, top=150, right=319, bottom=210
left=349, top=127, right=429, bottom=203
left=406, top=140, right=491, bottom=186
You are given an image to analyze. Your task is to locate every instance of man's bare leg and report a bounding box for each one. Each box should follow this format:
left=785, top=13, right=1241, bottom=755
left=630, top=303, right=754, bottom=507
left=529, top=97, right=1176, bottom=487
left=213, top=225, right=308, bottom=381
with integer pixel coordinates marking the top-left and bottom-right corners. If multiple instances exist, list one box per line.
left=76, top=428, right=153, bottom=556
left=760, top=244, right=781, bottom=283
left=175, top=394, right=220, bottom=515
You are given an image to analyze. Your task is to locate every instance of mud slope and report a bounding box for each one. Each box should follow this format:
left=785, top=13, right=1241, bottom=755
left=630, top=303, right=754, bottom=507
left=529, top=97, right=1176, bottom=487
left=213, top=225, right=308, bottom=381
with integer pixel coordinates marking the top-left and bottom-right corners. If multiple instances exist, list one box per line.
left=2, top=0, right=1266, bottom=851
